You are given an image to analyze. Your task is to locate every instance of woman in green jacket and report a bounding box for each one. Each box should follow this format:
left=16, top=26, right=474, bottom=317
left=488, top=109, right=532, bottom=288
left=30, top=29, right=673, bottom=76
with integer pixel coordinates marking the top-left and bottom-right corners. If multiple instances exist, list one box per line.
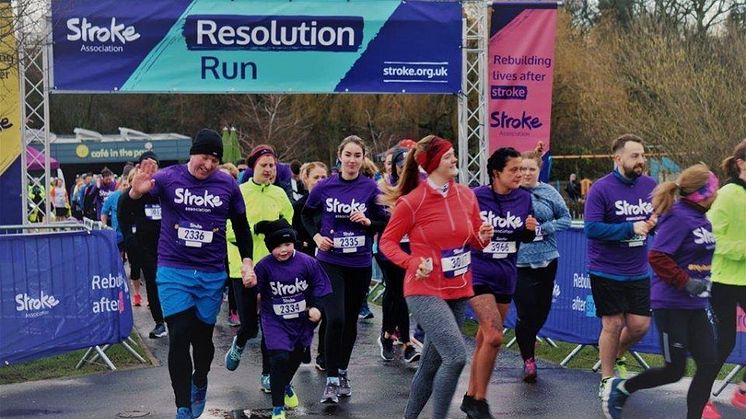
left=224, top=145, right=294, bottom=394
left=708, top=138, right=746, bottom=412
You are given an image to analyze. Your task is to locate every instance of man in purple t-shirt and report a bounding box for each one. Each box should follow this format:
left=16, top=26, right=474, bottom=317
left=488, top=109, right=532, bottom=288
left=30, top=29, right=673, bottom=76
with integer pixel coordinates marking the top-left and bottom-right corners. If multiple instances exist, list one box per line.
left=127, top=129, right=255, bottom=419
left=583, top=134, right=658, bottom=396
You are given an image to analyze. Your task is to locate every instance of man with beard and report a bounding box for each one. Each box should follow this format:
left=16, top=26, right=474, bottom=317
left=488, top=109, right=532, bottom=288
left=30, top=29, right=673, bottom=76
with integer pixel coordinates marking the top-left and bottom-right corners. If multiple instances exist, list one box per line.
left=84, top=168, right=117, bottom=220
left=584, top=134, right=658, bottom=399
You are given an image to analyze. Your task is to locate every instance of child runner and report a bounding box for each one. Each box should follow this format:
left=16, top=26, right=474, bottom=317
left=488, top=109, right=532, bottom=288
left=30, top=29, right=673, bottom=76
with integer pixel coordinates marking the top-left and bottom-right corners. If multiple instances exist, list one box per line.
left=253, top=218, right=331, bottom=419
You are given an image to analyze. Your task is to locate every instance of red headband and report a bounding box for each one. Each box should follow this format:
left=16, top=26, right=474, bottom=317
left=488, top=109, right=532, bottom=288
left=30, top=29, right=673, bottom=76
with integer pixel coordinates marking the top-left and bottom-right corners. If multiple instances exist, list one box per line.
left=247, top=146, right=275, bottom=169
left=415, top=137, right=452, bottom=174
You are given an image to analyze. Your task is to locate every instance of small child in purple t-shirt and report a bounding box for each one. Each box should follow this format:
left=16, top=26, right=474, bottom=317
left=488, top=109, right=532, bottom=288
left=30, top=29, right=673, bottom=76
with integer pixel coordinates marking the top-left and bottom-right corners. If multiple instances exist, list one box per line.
left=253, top=218, right=331, bottom=419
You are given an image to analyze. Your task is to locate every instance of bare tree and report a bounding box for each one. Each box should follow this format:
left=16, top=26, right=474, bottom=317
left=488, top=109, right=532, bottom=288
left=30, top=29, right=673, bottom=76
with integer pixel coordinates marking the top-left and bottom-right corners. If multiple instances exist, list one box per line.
left=229, top=94, right=310, bottom=161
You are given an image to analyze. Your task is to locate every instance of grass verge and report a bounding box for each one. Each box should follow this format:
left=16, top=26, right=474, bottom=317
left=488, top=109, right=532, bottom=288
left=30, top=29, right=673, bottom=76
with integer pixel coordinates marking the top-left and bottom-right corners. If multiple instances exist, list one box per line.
left=0, top=331, right=151, bottom=385
left=462, top=319, right=737, bottom=380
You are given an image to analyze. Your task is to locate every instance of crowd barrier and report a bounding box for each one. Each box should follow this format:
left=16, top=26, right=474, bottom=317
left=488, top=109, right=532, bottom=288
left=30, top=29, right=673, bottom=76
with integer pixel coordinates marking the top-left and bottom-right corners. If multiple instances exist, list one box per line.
left=467, top=227, right=746, bottom=366
left=0, top=227, right=133, bottom=365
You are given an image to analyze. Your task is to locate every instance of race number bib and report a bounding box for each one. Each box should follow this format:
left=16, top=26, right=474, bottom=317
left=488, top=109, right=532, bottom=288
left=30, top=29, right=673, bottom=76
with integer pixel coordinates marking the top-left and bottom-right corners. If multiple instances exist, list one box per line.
left=144, top=204, right=162, bottom=220
left=621, top=234, right=646, bottom=248
left=272, top=296, right=307, bottom=319
left=332, top=232, right=365, bottom=253
left=533, top=225, right=544, bottom=242
left=441, top=247, right=471, bottom=278
left=177, top=222, right=214, bottom=248
left=482, top=241, right=517, bottom=259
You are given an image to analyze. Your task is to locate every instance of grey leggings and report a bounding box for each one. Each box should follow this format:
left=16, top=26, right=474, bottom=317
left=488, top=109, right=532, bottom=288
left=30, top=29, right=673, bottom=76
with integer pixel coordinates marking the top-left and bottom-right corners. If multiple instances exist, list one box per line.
left=405, top=296, right=468, bottom=419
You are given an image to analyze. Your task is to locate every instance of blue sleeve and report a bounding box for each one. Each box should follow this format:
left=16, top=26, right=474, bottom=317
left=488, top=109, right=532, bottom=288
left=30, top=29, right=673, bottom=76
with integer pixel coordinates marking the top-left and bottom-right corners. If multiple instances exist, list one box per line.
left=541, top=189, right=572, bottom=234
left=585, top=220, right=634, bottom=241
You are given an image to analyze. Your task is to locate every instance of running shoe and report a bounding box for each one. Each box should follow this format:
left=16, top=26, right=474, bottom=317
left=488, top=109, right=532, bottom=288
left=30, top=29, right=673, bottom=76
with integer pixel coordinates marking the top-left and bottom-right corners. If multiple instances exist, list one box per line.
left=460, top=394, right=480, bottom=419
left=320, top=381, right=339, bottom=404
left=522, top=357, right=537, bottom=383
left=149, top=323, right=168, bottom=339
left=702, top=401, right=722, bottom=419
left=614, top=356, right=628, bottom=379
left=732, top=388, right=746, bottom=410
left=598, top=377, right=611, bottom=399
left=358, top=305, right=374, bottom=319
left=261, top=374, right=271, bottom=393
left=476, top=398, right=495, bottom=419
left=224, top=336, right=244, bottom=371
left=601, top=378, right=628, bottom=419
left=175, top=407, right=193, bottom=419
left=284, top=384, right=299, bottom=409
left=403, top=345, right=421, bottom=363
left=133, top=293, right=142, bottom=307
left=338, top=373, right=352, bottom=397
left=190, top=377, right=208, bottom=418
left=378, top=332, right=395, bottom=361
left=227, top=311, right=240, bottom=327
left=315, top=355, right=326, bottom=371
left=271, top=406, right=286, bottom=419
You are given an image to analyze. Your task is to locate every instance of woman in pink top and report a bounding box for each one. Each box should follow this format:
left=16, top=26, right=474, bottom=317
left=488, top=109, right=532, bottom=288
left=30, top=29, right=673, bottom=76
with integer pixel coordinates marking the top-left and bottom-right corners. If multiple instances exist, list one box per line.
left=380, top=135, right=493, bottom=419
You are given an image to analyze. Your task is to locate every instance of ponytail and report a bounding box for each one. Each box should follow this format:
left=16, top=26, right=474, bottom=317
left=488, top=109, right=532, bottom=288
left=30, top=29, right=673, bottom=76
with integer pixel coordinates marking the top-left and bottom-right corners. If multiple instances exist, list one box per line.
left=721, top=138, right=746, bottom=180
left=651, top=181, right=678, bottom=215
left=380, top=135, right=439, bottom=208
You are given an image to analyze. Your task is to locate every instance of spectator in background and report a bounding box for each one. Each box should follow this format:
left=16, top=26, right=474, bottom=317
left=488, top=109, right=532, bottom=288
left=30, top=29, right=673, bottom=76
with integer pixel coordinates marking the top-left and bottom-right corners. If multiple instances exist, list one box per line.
left=50, top=178, right=69, bottom=222
left=74, top=173, right=93, bottom=220
left=566, top=173, right=581, bottom=201
left=101, top=176, right=129, bottom=265
left=289, top=159, right=306, bottom=203
left=71, top=175, right=84, bottom=219
left=84, top=167, right=117, bottom=220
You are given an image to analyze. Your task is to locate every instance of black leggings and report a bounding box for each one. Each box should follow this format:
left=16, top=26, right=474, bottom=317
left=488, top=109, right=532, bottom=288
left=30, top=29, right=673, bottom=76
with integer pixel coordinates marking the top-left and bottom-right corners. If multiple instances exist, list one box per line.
left=131, top=248, right=164, bottom=324
left=165, top=308, right=216, bottom=408
left=269, top=346, right=305, bottom=407
left=231, top=278, right=270, bottom=374
left=625, top=308, right=719, bottom=419
left=319, top=261, right=371, bottom=377
left=514, top=259, right=558, bottom=361
left=376, top=254, right=410, bottom=342
left=711, top=282, right=746, bottom=383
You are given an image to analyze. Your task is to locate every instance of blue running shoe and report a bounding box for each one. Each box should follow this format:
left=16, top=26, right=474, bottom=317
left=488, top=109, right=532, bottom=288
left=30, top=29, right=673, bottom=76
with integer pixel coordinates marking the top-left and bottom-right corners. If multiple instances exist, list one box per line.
left=261, top=373, right=272, bottom=393
left=191, top=378, right=208, bottom=418
left=602, top=378, right=629, bottom=419
left=176, top=407, right=193, bottom=419
left=225, top=336, right=244, bottom=371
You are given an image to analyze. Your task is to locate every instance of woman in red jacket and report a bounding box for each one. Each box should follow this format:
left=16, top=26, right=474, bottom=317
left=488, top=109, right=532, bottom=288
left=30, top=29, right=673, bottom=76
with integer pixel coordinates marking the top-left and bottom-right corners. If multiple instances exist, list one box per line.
left=380, top=135, right=493, bottom=419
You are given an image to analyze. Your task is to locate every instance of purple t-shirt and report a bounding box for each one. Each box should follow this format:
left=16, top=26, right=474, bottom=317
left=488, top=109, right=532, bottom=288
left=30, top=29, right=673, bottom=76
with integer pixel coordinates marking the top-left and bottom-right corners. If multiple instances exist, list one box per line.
left=151, top=164, right=245, bottom=272
left=471, top=185, right=533, bottom=295
left=650, top=202, right=714, bottom=310
left=92, top=181, right=118, bottom=217
left=304, top=174, right=384, bottom=267
left=255, top=251, right=332, bottom=351
left=585, top=172, right=657, bottom=278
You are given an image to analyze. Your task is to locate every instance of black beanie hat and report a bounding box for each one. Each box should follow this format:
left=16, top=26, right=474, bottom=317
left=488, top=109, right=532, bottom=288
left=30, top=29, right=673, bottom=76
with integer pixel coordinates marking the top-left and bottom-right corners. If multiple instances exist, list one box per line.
left=254, top=218, right=297, bottom=251
left=190, top=128, right=223, bottom=161
left=138, top=150, right=159, bottom=165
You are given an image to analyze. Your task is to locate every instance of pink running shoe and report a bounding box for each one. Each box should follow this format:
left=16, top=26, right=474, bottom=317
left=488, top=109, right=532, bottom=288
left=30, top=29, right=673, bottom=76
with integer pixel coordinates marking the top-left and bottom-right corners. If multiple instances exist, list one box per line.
left=701, top=401, right=721, bottom=419
left=523, top=358, right=537, bottom=383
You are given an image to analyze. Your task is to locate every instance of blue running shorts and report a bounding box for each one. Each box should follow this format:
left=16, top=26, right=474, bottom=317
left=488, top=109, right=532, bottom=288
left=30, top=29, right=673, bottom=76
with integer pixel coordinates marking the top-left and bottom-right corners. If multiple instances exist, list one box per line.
left=156, top=266, right=227, bottom=325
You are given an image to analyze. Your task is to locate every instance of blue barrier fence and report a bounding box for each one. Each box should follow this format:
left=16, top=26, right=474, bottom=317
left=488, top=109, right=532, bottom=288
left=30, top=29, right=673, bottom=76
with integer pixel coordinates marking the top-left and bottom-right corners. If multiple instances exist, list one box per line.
left=471, top=228, right=746, bottom=365
left=0, top=229, right=132, bottom=365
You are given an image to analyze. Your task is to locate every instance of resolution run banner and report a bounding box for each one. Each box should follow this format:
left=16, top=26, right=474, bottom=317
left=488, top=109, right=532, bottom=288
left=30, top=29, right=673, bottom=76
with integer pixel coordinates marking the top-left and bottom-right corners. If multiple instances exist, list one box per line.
left=488, top=2, right=557, bottom=167
left=51, top=0, right=462, bottom=94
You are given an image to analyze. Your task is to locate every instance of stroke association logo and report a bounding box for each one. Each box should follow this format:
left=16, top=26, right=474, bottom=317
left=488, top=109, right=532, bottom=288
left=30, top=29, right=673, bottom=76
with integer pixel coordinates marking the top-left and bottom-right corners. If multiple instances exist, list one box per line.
left=66, top=17, right=140, bottom=53
left=15, top=290, right=60, bottom=318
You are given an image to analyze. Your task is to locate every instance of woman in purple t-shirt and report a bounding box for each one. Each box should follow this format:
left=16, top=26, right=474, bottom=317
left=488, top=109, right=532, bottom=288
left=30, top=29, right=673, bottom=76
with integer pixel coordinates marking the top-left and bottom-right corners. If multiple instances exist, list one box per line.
left=603, top=164, right=721, bottom=419
left=301, top=135, right=386, bottom=404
